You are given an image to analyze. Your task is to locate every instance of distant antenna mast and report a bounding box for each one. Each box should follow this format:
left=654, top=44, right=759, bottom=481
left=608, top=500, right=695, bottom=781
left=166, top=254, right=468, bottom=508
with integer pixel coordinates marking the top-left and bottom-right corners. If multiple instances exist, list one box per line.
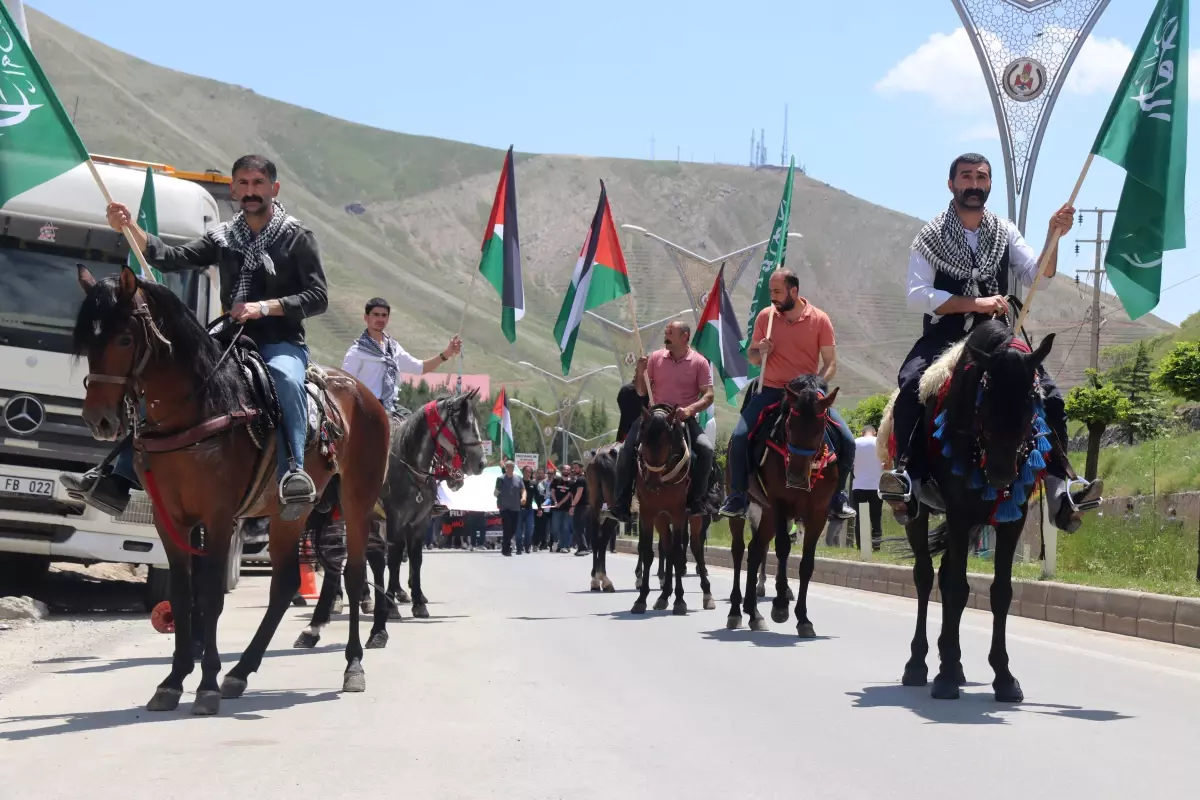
left=759, top=128, right=766, bottom=168
left=749, top=130, right=756, bottom=167
left=781, top=104, right=789, bottom=167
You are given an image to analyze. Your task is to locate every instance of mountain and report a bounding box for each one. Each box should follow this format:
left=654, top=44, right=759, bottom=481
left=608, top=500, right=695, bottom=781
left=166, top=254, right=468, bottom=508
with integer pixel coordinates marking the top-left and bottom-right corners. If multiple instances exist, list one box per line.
left=25, top=7, right=1175, bottom=418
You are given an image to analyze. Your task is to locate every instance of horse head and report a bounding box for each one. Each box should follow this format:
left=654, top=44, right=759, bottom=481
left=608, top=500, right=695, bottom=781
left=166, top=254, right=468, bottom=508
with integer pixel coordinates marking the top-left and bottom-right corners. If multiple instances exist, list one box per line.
left=950, top=319, right=1055, bottom=489
left=637, top=404, right=686, bottom=489
left=445, top=387, right=487, bottom=476
left=74, top=266, right=175, bottom=440
left=783, top=375, right=839, bottom=491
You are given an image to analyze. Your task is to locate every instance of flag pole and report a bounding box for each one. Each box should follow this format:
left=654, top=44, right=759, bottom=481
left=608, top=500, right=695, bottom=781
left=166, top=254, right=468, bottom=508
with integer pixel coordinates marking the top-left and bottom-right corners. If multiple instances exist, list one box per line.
left=626, top=293, right=655, bottom=406
left=457, top=271, right=479, bottom=337
left=1013, top=153, right=1095, bottom=335
left=84, top=159, right=159, bottom=284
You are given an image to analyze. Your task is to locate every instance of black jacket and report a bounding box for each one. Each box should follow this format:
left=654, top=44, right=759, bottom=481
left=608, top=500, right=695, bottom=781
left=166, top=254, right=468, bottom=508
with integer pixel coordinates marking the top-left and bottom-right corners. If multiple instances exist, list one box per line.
left=144, top=225, right=328, bottom=346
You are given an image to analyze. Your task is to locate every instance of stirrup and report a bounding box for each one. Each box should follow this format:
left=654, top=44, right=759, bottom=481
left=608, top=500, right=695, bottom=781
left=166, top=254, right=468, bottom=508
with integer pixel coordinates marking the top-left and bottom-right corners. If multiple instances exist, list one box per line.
left=1066, top=477, right=1103, bottom=513
left=78, top=473, right=132, bottom=517
left=278, top=470, right=318, bottom=522
left=878, top=470, right=912, bottom=503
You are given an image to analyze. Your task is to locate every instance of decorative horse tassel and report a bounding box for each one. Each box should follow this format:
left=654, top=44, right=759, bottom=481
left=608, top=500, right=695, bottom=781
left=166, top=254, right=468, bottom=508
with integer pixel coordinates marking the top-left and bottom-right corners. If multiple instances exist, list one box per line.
left=941, top=441, right=953, bottom=459
left=967, top=466, right=984, bottom=489
left=1027, top=447, right=1046, bottom=471
left=981, top=484, right=998, bottom=501
left=951, top=459, right=966, bottom=477
left=1018, top=457, right=1036, bottom=486
left=934, top=410, right=947, bottom=428
left=1036, top=435, right=1052, bottom=454
left=994, top=488, right=1023, bottom=523
left=1010, top=481, right=1027, bottom=506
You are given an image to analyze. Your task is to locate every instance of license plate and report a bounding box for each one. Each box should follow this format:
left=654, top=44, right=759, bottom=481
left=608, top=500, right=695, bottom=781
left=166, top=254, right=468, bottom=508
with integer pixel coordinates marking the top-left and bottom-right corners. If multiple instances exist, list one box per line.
left=0, top=475, right=54, bottom=497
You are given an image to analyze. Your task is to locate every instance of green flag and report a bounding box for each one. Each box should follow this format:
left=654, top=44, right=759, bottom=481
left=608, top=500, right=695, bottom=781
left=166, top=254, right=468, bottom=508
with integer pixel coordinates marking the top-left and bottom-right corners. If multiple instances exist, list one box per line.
left=0, top=5, right=91, bottom=207
left=128, top=167, right=163, bottom=282
left=742, top=156, right=794, bottom=379
left=1090, top=0, right=1188, bottom=320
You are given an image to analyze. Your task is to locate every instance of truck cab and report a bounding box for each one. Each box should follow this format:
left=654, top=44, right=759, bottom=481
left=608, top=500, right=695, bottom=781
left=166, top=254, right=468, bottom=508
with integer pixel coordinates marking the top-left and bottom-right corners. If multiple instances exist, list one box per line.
left=0, top=157, right=232, bottom=605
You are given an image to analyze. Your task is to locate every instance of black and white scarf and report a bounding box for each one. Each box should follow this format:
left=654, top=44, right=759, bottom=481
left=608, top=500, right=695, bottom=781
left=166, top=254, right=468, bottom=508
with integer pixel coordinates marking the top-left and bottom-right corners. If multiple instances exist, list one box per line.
left=353, top=329, right=399, bottom=412
left=210, top=199, right=301, bottom=304
left=912, top=201, right=1008, bottom=298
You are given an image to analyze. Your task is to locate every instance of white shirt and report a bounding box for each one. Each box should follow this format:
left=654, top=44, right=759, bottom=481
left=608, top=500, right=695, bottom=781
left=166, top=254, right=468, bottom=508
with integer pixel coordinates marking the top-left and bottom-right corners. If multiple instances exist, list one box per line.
left=341, top=334, right=424, bottom=403
left=906, top=221, right=1044, bottom=321
left=852, top=435, right=883, bottom=492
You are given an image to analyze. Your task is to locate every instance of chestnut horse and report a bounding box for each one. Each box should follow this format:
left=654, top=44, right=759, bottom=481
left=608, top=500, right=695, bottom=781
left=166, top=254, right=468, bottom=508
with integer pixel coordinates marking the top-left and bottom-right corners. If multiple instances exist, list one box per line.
left=629, top=405, right=715, bottom=615
left=726, top=375, right=839, bottom=635
left=73, top=266, right=390, bottom=715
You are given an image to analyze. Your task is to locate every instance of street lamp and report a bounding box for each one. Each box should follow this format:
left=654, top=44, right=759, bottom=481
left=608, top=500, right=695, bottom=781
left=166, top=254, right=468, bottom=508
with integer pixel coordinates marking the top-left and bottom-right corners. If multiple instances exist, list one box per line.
left=509, top=397, right=559, bottom=460
left=517, top=362, right=616, bottom=456
left=555, top=426, right=619, bottom=461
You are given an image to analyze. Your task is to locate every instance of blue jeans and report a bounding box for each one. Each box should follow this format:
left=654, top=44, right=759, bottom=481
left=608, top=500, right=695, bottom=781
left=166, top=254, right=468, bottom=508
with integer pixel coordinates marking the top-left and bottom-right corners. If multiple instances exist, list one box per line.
left=728, top=387, right=784, bottom=496
left=259, top=341, right=309, bottom=481
left=518, top=508, right=535, bottom=551
left=552, top=510, right=573, bottom=550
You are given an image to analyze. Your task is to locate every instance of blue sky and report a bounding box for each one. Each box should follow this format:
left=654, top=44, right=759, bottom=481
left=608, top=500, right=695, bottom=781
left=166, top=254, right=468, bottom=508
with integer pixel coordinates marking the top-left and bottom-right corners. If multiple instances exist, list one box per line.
left=25, top=0, right=1200, bottom=324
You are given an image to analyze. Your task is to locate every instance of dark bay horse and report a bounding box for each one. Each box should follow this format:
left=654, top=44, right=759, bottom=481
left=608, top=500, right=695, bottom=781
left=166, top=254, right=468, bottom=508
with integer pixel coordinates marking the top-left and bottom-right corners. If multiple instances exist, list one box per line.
left=294, top=394, right=485, bottom=648
left=726, top=375, right=840, bottom=635
left=884, top=319, right=1054, bottom=702
left=629, top=405, right=715, bottom=615
left=584, top=446, right=619, bottom=592
left=74, top=267, right=390, bottom=714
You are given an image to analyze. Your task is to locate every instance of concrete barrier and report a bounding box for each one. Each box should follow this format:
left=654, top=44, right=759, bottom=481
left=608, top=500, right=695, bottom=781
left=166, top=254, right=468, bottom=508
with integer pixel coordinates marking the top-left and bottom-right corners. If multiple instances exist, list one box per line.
left=612, top=538, right=1200, bottom=649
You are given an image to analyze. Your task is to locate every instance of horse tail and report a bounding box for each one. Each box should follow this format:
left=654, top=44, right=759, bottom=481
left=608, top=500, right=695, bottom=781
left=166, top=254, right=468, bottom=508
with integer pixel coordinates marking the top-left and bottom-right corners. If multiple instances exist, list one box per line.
left=302, top=475, right=345, bottom=576
left=927, top=520, right=949, bottom=558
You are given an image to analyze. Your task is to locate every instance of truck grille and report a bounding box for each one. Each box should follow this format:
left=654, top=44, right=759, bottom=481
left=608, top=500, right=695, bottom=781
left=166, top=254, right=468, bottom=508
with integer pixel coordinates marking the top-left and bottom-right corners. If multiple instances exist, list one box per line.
left=0, top=389, right=113, bottom=473
left=113, top=493, right=155, bottom=526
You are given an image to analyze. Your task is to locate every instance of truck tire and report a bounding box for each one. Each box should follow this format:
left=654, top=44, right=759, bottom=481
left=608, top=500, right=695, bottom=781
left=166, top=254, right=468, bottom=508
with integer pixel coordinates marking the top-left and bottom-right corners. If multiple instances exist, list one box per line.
left=143, top=565, right=171, bottom=612
left=0, top=553, right=51, bottom=592
left=224, top=526, right=243, bottom=593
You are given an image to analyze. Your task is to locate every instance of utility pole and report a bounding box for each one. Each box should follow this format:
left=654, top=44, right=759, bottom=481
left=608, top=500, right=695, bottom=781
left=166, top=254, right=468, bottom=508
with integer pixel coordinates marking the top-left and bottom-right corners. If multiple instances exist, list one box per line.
left=1074, top=208, right=1117, bottom=371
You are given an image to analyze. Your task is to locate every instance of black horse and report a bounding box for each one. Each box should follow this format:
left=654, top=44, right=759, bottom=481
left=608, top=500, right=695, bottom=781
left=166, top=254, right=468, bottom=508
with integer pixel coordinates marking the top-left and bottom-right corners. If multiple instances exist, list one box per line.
left=894, top=319, right=1054, bottom=702
left=294, top=393, right=485, bottom=650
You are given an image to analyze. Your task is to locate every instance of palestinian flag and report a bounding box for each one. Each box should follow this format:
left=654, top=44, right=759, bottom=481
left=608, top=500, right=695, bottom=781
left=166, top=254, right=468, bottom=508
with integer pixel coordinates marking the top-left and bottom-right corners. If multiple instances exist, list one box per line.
left=478, top=146, right=524, bottom=342
left=692, top=264, right=751, bottom=404
left=553, top=181, right=632, bottom=375
left=488, top=386, right=515, bottom=461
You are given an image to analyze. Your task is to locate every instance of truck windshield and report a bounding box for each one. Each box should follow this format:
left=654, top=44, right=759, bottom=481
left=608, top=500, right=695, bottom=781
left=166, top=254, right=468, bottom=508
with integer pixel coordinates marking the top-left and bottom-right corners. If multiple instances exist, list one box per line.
left=0, top=240, right=199, bottom=354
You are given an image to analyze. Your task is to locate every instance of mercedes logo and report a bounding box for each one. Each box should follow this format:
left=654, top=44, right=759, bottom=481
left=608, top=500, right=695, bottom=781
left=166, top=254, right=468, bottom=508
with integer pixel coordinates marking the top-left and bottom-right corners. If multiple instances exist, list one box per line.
left=4, top=394, right=45, bottom=436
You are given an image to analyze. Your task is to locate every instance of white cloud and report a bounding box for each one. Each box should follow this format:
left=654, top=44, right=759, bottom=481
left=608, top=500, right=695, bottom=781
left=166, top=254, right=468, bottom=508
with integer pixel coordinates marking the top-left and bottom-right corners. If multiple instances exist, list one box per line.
left=1063, top=36, right=1132, bottom=95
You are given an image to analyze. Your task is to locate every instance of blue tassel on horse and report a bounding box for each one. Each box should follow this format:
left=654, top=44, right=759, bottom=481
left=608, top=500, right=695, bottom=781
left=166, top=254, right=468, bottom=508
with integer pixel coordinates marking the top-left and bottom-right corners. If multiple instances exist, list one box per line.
left=967, top=466, right=984, bottom=489
left=981, top=485, right=997, bottom=501
left=1027, top=447, right=1046, bottom=471
left=1010, top=481, right=1027, bottom=506
left=951, top=459, right=966, bottom=476
left=994, top=488, right=1023, bottom=523
left=1018, top=457, right=1035, bottom=486
left=1036, top=435, right=1052, bottom=454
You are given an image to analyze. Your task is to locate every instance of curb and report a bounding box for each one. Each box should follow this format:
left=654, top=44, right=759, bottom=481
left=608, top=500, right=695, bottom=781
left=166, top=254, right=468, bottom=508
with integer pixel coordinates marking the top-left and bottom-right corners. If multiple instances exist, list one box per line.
left=612, top=538, right=1200, bottom=649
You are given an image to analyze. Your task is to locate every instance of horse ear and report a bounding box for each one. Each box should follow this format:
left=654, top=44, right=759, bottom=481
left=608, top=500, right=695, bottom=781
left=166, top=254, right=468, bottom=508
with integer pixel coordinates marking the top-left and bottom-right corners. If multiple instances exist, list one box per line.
left=1029, top=333, right=1055, bottom=367
left=77, top=263, right=96, bottom=292
left=640, top=407, right=651, bottom=423
left=819, top=387, right=840, bottom=410
left=118, top=265, right=137, bottom=301
left=966, top=343, right=992, bottom=366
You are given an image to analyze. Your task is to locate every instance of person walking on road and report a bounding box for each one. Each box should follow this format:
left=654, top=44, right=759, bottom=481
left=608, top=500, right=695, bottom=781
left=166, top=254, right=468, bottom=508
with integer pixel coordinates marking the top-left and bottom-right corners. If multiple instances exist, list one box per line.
left=495, top=461, right=525, bottom=557
left=852, top=425, right=884, bottom=551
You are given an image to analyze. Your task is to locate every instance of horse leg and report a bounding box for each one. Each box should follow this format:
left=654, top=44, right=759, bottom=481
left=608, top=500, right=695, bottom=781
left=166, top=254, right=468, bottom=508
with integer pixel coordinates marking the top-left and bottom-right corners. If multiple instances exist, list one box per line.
left=772, top=513, right=793, bottom=625
left=600, top=519, right=615, bottom=591
left=793, top=508, right=823, bottom=638
left=743, top=516, right=769, bottom=631
left=365, top=525, right=391, bottom=649
left=932, top=516, right=971, bottom=700
left=727, top=516, right=746, bottom=628
left=671, top=521, right=687, bottom=615
left=989, top=521, right=1024, bottom=703
left=757, top=557, right=768, bottom=600
left=631, top=515, right=653, bottom=614
left=386, top=535, right=406, bottom=618
left=221, top=518, right=305, bottom=699
left=690, top=518, right=714, bottom=611
left=902, top=508, right=933, bottom=686
left=148, top=547, right=194, bottom=712
left=409, top=531, right=429, bottom=618
left=654, top=523, right=673, bottom=611
left=657, top=534, right=666, bottom=591
left=191, top=524, right=231, bottom=715
left=294, top=561, right=340, bottom=648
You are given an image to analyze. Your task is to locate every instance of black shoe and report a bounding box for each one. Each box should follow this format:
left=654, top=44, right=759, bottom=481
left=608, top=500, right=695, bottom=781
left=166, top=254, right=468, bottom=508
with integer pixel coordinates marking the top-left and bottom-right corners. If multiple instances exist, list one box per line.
left=718, top=494, right=748, bottom=518
left=61, top=469, right=133, bottom=517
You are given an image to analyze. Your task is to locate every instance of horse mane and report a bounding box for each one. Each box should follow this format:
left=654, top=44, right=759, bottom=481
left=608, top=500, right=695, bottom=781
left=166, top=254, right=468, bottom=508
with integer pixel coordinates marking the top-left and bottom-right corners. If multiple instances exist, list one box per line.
left=641, top=404, right=677, bottom=450
left=785, top=374, right=829, bottom=420
left=72, top=275, right=245, bottom=415
left=942, top=319, right=1020, bottom=451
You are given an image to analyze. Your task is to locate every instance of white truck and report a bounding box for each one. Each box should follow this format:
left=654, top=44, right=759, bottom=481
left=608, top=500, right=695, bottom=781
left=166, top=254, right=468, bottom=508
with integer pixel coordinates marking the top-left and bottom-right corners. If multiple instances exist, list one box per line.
left=0, top=155, right=241, bottom=608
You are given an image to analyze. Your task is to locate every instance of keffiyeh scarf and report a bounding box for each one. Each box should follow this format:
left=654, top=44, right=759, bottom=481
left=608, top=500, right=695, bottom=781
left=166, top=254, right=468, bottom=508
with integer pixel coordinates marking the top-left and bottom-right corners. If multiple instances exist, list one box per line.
left=354, top=329, right=399, bottom=412
left=913, top=201, right=1008, bottom=298
left=210, top=199, right=301, bottom=304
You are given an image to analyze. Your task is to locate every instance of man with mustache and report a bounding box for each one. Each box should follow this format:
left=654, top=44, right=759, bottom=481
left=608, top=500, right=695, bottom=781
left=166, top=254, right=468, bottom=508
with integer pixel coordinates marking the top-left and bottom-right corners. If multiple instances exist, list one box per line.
left=60, top=155, right=329, bottom=521
left=878, top=152, right=1101, bottom=532
left=609, top=320, right=715, bottom=522
left=718, top=270, right=856, bottom=519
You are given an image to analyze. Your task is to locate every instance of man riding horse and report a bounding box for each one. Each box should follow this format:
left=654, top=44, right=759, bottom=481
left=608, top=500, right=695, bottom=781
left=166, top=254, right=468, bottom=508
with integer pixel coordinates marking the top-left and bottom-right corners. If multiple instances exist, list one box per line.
left=609, top=320, right=714, bottom=523
left=61, top=155, right=327, bottom=522
left=718, top=270, right=856, bottom=520
left=877, top=152, right=1102, bottom=530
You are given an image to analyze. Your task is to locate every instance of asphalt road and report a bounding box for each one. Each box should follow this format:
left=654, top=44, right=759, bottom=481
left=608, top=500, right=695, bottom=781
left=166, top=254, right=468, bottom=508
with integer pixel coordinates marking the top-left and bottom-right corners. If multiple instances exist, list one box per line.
left=1, top=550, right=1198, bottom=799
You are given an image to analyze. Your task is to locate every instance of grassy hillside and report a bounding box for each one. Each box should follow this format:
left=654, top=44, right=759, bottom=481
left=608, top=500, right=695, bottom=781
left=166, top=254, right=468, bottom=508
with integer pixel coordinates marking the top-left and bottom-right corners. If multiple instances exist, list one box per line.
left=26, top=7, right=1176, bottom=417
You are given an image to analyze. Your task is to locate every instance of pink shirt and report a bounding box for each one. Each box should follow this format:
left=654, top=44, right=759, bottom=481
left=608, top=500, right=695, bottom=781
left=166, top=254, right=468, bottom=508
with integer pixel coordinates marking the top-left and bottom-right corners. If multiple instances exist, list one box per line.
left=646, top=348, right=712, bottom=408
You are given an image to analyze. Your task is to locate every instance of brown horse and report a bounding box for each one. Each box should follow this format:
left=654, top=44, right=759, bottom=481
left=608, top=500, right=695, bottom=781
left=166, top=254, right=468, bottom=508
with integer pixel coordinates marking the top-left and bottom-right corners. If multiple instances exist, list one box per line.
left=629, top=405, right=715, bottom=615
left=73, top=266, right=391, bottom=715
left=726, top=375, right=839, bottom=635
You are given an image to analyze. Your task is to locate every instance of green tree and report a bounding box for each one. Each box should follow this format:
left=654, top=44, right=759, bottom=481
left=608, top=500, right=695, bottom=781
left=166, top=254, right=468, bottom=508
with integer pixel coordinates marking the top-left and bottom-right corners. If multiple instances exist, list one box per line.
left=845, top=392, right=890, bottom=435
left=1153, top=341, right=1200, bottom=402
left=1064, top=369, right=1130, bottom=480
left=1114, top=342, right=1167, bottom=444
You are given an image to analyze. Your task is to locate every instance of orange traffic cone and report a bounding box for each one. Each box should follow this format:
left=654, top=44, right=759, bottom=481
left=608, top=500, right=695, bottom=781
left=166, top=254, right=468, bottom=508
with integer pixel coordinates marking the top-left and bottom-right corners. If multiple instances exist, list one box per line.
left=298, top=541, right=320, bottom=601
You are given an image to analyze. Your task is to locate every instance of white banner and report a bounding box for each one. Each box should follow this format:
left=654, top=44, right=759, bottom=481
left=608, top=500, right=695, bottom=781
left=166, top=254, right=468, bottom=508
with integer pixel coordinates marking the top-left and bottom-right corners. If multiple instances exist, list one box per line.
left=514, top=452, right=539, bottom=472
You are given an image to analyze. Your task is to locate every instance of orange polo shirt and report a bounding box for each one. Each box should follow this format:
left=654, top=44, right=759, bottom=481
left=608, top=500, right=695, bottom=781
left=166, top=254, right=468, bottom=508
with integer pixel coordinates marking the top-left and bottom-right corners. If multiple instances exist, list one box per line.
left=751, top=298, right=835, bottom=389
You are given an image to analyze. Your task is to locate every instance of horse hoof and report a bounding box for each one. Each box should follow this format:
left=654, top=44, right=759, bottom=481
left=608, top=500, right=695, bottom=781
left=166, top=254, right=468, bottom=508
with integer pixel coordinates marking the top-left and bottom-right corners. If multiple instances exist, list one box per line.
left=756, top=582, right=767, bottom=597
left=365, top=631, right=389, bottom=649
left=726, top=614, right=742, bottom=630
left=771, top=606, right=789, bottom=624
left=796, top=622, right=816, bottom=638
left=953, top=665, right=968, bottom=686
left=388, top=606, right=403, bottom=621
left=332, top=597, right=345, bottom=615
left=786, top=588, right=795, bottom=602
left=653, top=597, right=669, bottom=612
left=396, top=590, right=412, bottom=605
left=901, top=662, right=928, bottom=687
left=703, top=594, right=716, bottom=611
left=292, top=631, right=320, bottom=649
left=930, top=673, right=961, bottom=700
left=994, top=678, right=1024, bottom=704
left=191, top=690, right=221, bottom=716
left=147, top=687, right=182, bottom=712
left=631, top=601, right=647, bottom=615
left=672, top=601, right=687, bottom=616
left=343, top=669, right=366, bottom=694
left=602, top=581, right=616, bottom=593
left=749, top=617, right=769, bottom=632
left=590, top=578, right=601, bottom=592
left=220, top=676, right=247, bottom=699
left=412, top=604, right=430, bottom=619
left=361, top=600, right=374, bottom=615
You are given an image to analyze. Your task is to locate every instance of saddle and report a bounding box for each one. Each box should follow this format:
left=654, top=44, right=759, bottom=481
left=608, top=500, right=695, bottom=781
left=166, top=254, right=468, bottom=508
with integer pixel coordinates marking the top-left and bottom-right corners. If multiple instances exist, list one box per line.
left=747, top=400, right=838, bottom=476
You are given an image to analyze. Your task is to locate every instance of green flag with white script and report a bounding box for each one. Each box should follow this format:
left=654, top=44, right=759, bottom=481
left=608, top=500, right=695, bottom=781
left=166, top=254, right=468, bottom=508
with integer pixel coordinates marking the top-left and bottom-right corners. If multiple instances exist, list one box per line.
left=128, top=167, right=163, bottom=282
left=742, top=157, right=794, bottom=379
left=1090, top=0, right=1189, bottom=320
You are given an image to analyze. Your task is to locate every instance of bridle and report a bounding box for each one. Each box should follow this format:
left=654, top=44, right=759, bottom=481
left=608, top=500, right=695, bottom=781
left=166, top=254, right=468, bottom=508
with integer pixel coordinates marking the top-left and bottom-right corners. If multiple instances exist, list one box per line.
left=637, top=410, right=691, bottom=489
left=396, top=397, right=483, bottom=502
left=779, top=387, right=831, bottom=491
